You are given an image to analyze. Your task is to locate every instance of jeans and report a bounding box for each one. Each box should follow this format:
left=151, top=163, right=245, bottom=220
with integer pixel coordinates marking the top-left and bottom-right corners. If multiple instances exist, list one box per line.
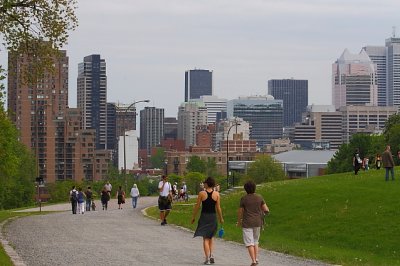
left=385, top=167, right=394, bottom=181
left=132, top=197, right=138, bottom=208
left=86, top=199, right=91, bottom=211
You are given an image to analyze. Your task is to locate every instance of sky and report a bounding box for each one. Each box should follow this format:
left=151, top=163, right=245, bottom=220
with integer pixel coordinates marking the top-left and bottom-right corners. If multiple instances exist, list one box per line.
left=2, top=0, right=400, bottom=116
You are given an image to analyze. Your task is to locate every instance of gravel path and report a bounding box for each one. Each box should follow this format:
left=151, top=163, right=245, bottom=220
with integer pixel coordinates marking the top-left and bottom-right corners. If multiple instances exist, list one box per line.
left=4, top=197, right=330, bottom=266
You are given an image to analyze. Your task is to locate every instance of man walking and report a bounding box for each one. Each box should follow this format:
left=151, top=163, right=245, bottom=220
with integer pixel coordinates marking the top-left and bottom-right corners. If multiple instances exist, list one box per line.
left=382, top=145, right=395, bottom=181
left=158, top=175, right=172, bottom=225
left=69, top=186, right=78, bottom=214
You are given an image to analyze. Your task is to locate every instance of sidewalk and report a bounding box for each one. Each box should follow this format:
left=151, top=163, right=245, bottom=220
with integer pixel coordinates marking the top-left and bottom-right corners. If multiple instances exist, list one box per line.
left=4, top=197, right=329, bottom=266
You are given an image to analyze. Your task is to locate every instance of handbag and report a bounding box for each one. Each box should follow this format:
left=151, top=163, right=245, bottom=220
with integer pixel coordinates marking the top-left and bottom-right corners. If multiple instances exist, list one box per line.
left=218, top=226, right=224, bottom=238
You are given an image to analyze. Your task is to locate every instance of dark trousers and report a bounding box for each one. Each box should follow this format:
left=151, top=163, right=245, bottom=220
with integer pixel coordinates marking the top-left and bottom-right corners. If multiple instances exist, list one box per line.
left=71, top=201, right=77, bottom=214
left=354, top=165, right=361, bottom=175
left=86, top=199, right=91, bottom=211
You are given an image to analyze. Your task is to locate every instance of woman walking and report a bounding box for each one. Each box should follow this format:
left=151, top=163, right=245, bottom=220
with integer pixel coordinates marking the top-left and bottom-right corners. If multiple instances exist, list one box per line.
left=191, top=177, right=224, bottom=265
left=116, top=186, right=125, bottom=209
left=130, top=184, right=140, bottom=208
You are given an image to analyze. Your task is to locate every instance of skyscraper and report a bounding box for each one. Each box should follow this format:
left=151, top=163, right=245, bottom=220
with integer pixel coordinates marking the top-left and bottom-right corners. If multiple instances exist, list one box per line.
left=268, top=79, right=308, bottom=127
left=193, top=95, right=227, bottom=124
left=385, top=37, right=400, bottom=107
left=332, top=49, right=378, bottom=109
left=7, top=49, right=69, bottom=183
left=77, top=54, right=107, bottom=149
left=140, top=107, right=164, bottom=154
left=177, top=102, right=208, bottom=148
left=185, top=69, right=213, bottom=102
left=227, top=96, right=283, bottom=149
left=362, top=46, right=387, bottom=106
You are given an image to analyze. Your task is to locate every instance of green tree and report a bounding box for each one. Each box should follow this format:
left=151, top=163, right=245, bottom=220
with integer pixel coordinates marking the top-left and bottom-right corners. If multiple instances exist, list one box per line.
left=150, top=148, right=165, bottom=169
left=246, top=154, right=285, bottom=184
left=186, top=156, right=206, bottom=174
left=185, top=172, right=205, bottom=195
left=1, top=0, right=78, bottom=83
left=205, top=157, right=218, bottom=177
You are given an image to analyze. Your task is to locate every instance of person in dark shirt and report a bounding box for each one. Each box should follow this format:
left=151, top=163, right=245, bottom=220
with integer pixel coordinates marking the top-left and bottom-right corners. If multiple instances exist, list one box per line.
left=191, top=177, right=224, bottom=265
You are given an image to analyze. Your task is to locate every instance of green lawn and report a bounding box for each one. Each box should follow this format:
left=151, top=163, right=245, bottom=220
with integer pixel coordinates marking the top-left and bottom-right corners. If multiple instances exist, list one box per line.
left=146, top=168, right=400, bottom=266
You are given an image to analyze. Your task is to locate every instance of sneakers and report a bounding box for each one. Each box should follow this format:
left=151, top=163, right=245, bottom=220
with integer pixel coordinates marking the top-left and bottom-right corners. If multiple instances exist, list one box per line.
left=161, top=219, right=167, bottom=226
left=209, top=255, right=215, bottom=264
left=204, top=260, right=211, bottom=265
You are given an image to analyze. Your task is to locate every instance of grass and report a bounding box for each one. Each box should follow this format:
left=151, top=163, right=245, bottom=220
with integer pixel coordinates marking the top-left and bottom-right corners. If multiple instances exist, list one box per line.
left=146, top=168, right=400, bottom=265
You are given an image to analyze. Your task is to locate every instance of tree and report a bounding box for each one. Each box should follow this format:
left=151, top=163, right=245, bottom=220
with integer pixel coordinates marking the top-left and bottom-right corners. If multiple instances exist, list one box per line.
left=0, top=0, right=78, bottom=83
left=150, top=148, right=165, bottom=169
left=186, top=156, right=206, bottom=174
left=185, top=172, right=205, bottom=194
left=246, top=154, right=285, bottom=184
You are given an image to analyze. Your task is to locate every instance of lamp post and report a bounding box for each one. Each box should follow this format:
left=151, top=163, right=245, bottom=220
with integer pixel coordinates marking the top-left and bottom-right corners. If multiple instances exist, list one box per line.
left=164, top=158, right=168, bottom=176
left=121, top=100, right=150, bottom=192
left=226, top=122, right=240, bottom=189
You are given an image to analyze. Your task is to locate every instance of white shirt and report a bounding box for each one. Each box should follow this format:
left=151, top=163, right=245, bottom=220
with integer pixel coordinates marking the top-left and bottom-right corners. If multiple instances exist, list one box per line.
left=158, top=181, right=171, bottom=197
left=130, top=187, right=140, bottom=197
left=183, top=184, right=187, bottom=192
left=104, top=183, right=112, bottom=192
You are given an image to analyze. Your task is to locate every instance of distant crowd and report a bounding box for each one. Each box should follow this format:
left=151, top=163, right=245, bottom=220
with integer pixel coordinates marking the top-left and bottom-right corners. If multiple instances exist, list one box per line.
left=353, top=145, right=397, bottom=181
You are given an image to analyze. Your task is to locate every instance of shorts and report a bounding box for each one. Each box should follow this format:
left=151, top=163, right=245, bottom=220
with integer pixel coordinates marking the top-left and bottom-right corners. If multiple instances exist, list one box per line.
left=158, top=196, right=172, bottom=211
left=242, top=227, right=261, bottom=247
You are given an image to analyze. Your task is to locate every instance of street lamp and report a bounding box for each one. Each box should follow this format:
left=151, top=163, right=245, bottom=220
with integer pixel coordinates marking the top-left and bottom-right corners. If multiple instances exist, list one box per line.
left=164, top=158, right=168, bottom=176
left=226, top=122, right=240, bottom=189
left=122, top=100, right=150, bottom=191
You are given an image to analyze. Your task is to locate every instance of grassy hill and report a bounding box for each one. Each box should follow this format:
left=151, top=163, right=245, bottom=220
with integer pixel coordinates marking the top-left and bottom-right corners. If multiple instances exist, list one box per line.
left=147, top=168, right=400, bottom=265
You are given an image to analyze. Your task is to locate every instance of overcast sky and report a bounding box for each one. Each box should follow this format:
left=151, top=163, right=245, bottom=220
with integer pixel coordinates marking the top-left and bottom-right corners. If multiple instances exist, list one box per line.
left=2, top=0, right=400, bottom=116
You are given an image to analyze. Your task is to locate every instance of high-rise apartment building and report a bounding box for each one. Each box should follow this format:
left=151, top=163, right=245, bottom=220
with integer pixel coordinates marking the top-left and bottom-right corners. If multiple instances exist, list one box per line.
left=268, top=79, right=308, bottom=127
left=77, top=54, right=107, bottom=149
left=177, top=102, right=208, bottom=148
left=332, top=49, right=378, bottom=109
left=185, top=69, right=213, bottom=102
left=7, top=49, right=69, bottom=183
left=140, top=107, right=164, bottom=153
left=164, top=117, right=178, bottom=140
left=227, top=96, right=283, bottom=149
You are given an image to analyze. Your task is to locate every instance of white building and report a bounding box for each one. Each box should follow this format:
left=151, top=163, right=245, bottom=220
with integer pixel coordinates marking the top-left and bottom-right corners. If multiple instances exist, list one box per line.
left=118, top=130, right=139, bottom=171
left=194, top=95, right=227, bottom=124
left=177, top=101, right=208, bottom=148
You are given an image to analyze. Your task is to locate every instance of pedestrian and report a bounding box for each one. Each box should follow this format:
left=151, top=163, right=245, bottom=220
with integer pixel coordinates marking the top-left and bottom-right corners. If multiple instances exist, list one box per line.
left=182, top=181, right=188, bottom=202
left=85, top=186, right=93, bottom=212
left=116, top=186, right=125, bottom=209
left=104, top=181, right=112, bottom=195
left=191, top=177, right=224, bottom=265
left=130, top=184, right=140, bottom=208
left=69, top=186, right=78, bottom=214
left=382, top=145, right=395, bottom=181
left=236, top=180, right=269, bottom=266
left=375, top=153, right=382, bottom=170
left=352, top=148, right=362, bottom=175
left=363, top=157, right=369, bottom=171
left=101, top=188, right=110, bottom=210
left=77, top=187, right=85, bottom=214
left=158, top=175, right=172, bottom=226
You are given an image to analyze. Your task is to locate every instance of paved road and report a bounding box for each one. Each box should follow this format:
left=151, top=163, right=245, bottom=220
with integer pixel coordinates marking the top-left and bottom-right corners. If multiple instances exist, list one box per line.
left=4, top=197, right=329, bottom=266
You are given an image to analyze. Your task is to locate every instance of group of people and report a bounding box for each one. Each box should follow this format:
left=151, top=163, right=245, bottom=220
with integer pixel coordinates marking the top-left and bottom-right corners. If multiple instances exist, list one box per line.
left=158, top=175, right=269, bottom=266
left=70, top=181, right=141, bottom=213
left=353, top=145, right=396, bottom=181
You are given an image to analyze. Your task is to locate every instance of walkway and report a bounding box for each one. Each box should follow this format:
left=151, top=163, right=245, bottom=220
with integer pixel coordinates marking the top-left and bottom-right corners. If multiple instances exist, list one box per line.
left=4, top=197, right=329, bottom=266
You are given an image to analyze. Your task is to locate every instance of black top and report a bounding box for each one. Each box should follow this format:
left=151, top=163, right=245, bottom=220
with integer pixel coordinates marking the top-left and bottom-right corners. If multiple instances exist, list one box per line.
left=201, top=191, right=216, bottom=214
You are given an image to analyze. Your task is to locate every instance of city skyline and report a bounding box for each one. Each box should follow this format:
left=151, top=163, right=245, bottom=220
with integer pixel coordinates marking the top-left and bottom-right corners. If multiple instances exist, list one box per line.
left=1, top=0, right=400, bottom=116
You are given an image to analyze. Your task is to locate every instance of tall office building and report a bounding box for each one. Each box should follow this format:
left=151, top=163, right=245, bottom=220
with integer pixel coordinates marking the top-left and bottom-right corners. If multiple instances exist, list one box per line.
left=332, top=49, right=378, bottom=109
left=77, top=54, right=107, bottom=149
left=164, top=117, right=178, bottom=140
left=106, top=103, right=117, bottom=150
left=385, top=37, right=400, bottom=107
left=140, top=107, right=164, bottom=153
left=227, top=96, right=283, bottom=149
left=293, top=105, right=343, bottom=149
left=7, top=49, right=69, bottom=183
left=177, top=102, right=208, bottom=148
left=193, top=95, right=227, bottom=124
left=268, top=79, right=308, bottom=127
left=185, top=69, right=213, bottom=102
left=362, top=46, right=387, bottom=106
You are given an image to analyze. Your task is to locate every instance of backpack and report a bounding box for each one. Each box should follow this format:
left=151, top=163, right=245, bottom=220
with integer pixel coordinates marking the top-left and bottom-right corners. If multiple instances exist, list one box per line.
left=70, top=191, right=77, bottom=202
left=77, top=191, right=85, bottom=203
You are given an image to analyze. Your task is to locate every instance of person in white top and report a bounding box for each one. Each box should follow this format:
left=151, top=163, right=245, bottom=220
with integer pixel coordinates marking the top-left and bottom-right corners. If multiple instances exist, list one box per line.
left=104, top=181, right=112, bottom=195
left=158, top=175, right=172, bottom=225
left=130, top=184, right=140, bottom=208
